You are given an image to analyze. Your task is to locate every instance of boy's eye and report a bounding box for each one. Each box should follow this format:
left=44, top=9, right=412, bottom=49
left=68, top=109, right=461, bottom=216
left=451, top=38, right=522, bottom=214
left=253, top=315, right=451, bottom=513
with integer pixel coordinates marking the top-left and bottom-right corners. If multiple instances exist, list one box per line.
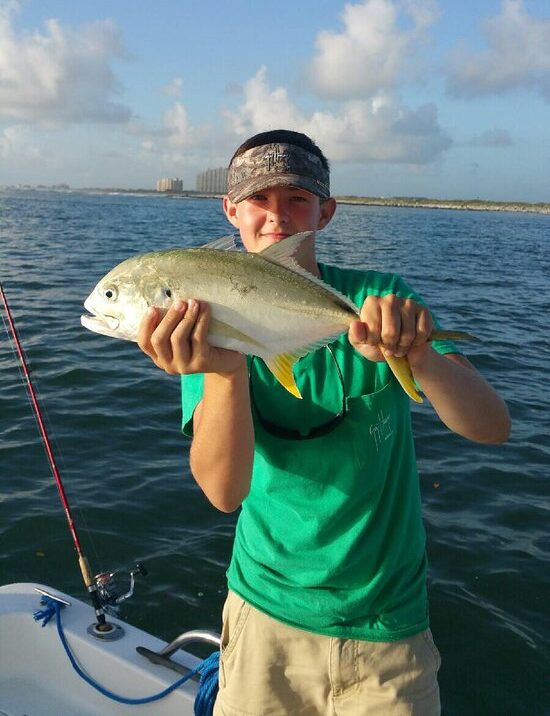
left=249, top=193, right=266, bottom=201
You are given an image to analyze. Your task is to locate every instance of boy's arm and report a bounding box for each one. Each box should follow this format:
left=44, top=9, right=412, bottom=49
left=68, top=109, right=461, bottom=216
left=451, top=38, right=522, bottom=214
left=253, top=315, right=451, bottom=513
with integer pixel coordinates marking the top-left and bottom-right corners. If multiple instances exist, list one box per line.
left=190, top=367, right=254, bottom=512
left=408, top=349, right=510, bottom=444
left=349, top=294, right=511, bottom=444
left=138, top=300, right=254, bottom=512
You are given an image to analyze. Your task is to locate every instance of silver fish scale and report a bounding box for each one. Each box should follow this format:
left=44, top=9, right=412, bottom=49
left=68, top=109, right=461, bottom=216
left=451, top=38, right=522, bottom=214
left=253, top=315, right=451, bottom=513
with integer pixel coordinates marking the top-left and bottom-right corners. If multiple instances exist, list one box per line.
left=179, top=248, right=357, bottom=320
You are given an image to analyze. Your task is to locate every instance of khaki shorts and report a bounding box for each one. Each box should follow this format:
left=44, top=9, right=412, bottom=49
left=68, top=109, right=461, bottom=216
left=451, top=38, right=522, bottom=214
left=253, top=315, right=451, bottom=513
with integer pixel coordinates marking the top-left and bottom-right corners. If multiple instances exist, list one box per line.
left=214, top=590, right=441, bottom=716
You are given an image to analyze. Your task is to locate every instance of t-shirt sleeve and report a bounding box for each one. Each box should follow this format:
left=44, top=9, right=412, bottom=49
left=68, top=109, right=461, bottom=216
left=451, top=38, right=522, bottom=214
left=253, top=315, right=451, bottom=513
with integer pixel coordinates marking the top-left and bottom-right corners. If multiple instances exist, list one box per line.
left=181, top=373, right=204, bottom=437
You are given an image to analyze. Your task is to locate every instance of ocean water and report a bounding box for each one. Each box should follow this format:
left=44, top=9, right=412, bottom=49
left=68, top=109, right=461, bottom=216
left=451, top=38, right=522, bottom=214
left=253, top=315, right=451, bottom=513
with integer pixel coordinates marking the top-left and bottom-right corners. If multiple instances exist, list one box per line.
left=0, top=190, right=548, bottom=714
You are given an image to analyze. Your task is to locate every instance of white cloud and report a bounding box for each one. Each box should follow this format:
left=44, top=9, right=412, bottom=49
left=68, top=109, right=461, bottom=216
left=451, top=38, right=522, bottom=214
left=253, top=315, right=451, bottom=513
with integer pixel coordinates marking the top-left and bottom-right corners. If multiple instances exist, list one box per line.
left=0, top=1, right=131, bottom=124
left=223, top=67, right=305, bottom=136
left=446, top=0, right=550, bottom=100
left=224, top=67, right=451, bottom=164
left=164, top=102, right=190, bottom=146
left=308, top=0, right=439, bottom=100
left=224, top=5, right=449, bottom=167
left=161, top=101, right=221, bottom=156
left=162, top=77, right=183, bottom=97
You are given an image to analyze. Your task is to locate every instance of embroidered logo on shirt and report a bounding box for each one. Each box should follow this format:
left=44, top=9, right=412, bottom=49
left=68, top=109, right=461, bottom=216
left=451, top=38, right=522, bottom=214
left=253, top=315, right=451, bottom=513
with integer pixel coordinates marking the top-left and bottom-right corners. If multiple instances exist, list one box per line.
left=369, top=410, right=394, bottom=451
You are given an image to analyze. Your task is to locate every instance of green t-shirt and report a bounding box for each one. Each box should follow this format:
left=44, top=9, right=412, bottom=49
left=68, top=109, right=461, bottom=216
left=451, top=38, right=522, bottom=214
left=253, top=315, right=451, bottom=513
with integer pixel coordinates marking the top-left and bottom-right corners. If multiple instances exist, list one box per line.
left=182, top=264, right=458, bottom=641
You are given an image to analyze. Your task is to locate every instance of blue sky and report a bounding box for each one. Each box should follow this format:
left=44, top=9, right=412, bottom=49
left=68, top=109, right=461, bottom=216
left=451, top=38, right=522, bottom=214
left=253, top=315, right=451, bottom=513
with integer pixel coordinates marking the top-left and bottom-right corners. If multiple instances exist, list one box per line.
left=1, top=0, right=549, bottom=201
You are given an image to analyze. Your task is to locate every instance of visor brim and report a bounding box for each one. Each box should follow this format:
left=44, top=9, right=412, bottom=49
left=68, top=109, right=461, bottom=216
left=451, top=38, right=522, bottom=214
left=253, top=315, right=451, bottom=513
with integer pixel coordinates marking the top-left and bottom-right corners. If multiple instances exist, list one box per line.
left=227, top=173, right=329, bottom=203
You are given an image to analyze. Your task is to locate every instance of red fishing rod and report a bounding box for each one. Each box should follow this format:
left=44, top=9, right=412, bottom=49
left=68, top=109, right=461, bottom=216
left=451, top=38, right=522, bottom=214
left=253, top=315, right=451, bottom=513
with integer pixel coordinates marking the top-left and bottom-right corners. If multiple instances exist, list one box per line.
left=0, top=282, right=111, bottom=631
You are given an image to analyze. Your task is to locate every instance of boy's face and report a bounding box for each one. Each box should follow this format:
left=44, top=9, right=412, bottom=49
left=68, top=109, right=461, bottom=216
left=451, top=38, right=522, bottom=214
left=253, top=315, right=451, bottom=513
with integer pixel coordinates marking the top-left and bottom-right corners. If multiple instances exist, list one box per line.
left=223, top=185, right=336, bottom=254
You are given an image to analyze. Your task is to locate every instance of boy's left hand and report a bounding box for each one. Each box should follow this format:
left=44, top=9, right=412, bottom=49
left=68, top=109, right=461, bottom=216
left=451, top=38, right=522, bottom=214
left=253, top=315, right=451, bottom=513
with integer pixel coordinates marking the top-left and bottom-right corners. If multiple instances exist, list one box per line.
left=348, top=294, right=434, bottom=363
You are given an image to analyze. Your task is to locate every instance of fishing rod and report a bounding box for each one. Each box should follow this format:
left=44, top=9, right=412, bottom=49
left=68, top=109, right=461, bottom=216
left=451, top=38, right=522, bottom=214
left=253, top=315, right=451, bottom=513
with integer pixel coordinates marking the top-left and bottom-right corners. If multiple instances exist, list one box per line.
left=0, top=283, right=145, bottom=636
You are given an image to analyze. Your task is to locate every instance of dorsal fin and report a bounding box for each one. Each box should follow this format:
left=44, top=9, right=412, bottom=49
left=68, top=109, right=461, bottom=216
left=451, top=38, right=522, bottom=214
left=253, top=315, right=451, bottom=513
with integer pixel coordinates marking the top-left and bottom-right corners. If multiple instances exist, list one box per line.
left=259, top=231, right=313, bottom=264
left=202, top=234, right=238, bottom=251
left=259, top=232, right=359, bottom=316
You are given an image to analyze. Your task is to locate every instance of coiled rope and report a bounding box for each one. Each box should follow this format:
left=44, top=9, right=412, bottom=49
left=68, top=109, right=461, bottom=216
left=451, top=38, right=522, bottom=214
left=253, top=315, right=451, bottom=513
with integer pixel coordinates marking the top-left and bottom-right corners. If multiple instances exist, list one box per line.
left=34, top=596, right=219, bottom=715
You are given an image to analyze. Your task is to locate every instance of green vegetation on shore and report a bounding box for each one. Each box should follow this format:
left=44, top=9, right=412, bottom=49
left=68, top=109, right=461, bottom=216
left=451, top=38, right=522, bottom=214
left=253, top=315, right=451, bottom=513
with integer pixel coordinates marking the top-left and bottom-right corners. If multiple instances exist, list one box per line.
left=334, top=195, right=550, bottom=215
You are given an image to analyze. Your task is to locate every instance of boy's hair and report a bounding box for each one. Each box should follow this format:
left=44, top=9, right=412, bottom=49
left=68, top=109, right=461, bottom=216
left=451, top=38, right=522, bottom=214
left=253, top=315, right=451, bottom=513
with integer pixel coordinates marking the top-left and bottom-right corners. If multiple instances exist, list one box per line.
left=229, top=130, right=329, bottom=172
left=227, top=129, right=331, bottom=203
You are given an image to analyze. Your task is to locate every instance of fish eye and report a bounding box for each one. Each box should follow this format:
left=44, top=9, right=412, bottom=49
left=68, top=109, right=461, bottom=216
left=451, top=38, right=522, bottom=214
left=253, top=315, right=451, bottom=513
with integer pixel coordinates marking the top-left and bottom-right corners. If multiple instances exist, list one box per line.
left=164, top=288, right=172, bottom=298
left=103, top=286, right=118, bottom=301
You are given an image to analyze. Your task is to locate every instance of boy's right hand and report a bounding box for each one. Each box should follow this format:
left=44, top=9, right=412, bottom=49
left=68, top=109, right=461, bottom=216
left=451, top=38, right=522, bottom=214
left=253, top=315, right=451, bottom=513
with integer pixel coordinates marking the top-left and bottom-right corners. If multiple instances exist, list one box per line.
left=137, top=299, right=245, bottom=376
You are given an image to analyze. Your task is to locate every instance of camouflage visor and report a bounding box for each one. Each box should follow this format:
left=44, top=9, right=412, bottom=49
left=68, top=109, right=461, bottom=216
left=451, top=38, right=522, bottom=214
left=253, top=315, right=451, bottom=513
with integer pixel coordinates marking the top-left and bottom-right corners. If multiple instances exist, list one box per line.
left=227, top=143, right=330, bottom=203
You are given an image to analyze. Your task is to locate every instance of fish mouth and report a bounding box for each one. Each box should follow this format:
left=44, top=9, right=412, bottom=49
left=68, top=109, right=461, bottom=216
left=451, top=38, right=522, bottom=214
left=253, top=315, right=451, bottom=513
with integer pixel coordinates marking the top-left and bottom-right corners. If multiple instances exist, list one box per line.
left=81, top=300, right=121, bottom=337
left=81, top=312, right=120, bottom=334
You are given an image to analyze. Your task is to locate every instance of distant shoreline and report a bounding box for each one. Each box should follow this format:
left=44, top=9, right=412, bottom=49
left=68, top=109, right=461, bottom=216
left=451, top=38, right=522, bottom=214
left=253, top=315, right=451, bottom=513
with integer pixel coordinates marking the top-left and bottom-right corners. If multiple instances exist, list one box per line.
left=334, top=196, right=550, bottom=215
left=3, top=186, right=549, bottom=214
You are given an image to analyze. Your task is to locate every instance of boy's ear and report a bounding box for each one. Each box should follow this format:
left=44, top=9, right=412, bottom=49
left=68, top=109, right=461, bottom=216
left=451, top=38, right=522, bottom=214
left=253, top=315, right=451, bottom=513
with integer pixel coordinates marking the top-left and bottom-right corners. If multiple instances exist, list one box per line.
left=318, top=197, right=337, bottom=229
left=223, top=196, right=240, bottom=228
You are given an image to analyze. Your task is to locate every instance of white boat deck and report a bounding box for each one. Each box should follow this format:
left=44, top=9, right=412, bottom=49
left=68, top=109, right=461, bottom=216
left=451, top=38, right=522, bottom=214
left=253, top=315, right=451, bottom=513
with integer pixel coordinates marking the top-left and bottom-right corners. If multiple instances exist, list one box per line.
left=0, top=583, right=204, bottom=716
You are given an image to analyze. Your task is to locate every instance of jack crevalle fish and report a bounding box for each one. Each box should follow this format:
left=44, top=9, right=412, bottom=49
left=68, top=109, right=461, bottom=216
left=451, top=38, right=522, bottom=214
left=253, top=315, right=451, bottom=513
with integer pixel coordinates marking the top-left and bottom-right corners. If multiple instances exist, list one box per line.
left=81, top=232, right=476, bottom=402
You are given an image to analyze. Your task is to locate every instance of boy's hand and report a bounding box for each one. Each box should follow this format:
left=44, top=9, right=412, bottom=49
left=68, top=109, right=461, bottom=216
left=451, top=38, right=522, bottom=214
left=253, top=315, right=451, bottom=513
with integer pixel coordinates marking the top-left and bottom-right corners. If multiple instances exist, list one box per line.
left=137, top=299, right=245, bottom=376
left=348, top=294, right=434, bottom=363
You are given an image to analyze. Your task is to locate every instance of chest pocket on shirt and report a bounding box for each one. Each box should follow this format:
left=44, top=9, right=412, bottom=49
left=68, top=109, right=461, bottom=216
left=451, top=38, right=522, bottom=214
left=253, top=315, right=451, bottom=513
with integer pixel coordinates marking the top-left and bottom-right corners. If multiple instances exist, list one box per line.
left=253, top=375, right=411, bottom=504
left=345, top=378, right=404, bottom=476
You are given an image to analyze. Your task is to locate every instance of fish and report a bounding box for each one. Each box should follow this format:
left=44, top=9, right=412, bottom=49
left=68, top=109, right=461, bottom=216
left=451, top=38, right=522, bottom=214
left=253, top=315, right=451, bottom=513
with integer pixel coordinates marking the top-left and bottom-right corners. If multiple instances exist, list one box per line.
left=81, top=232, right=477, bottom=402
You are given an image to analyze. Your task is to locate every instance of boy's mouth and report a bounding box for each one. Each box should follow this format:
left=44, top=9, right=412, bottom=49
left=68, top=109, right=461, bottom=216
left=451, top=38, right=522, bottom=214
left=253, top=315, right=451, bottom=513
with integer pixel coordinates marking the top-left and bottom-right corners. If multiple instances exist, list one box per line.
left=261, top=232, right=290, bottom=241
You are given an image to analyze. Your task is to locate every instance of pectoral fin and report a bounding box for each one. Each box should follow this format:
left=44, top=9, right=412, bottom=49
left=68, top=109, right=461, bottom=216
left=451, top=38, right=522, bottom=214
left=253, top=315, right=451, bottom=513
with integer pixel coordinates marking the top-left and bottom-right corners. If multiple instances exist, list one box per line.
left=384, top=353, right=423, bottom=403
left=209, top=317, right=264, bottom=350
left=265, top=352, right=303, bottom=398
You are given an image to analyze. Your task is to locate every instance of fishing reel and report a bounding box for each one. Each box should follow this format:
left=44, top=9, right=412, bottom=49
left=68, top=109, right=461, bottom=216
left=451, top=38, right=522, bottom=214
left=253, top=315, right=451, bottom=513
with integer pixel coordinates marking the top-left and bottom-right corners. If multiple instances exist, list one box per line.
left=94, top=562, right=147, bottom=611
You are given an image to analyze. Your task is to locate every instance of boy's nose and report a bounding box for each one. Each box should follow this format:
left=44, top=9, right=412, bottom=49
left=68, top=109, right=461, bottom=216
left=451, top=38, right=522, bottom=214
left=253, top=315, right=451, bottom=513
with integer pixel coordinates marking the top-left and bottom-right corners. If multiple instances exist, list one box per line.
left=266, top=199, right=290, bottom=222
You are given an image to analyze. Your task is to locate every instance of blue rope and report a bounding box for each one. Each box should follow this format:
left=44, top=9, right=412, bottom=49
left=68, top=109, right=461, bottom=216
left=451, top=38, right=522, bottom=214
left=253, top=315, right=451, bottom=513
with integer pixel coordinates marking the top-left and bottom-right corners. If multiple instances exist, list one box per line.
left=33, top=596, right=219, bottom=713
left=33, top=599, right=57, bottom=627
left=194, top=651, right=220, bottom=716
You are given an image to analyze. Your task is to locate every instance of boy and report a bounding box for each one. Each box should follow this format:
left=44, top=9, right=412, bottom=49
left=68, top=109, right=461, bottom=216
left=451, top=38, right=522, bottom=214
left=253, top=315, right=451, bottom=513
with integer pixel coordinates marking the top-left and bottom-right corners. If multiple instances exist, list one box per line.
left=138, top=130, right=510, bottom=715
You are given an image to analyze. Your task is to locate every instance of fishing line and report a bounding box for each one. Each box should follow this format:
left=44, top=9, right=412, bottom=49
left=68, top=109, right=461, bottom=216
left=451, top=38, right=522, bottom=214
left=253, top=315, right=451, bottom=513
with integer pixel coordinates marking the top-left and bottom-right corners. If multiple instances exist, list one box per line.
left=0, top=303, right=104, bottom=572
left=0, top=282, right=109, bottom=628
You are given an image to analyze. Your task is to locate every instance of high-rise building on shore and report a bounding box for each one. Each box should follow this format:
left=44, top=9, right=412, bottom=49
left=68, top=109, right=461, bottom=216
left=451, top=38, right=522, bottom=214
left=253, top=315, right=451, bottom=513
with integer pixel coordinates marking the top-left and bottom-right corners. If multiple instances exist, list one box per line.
left=156, top=177, right=183, bottom=192
left=196, top=167, right=228, bottom=194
